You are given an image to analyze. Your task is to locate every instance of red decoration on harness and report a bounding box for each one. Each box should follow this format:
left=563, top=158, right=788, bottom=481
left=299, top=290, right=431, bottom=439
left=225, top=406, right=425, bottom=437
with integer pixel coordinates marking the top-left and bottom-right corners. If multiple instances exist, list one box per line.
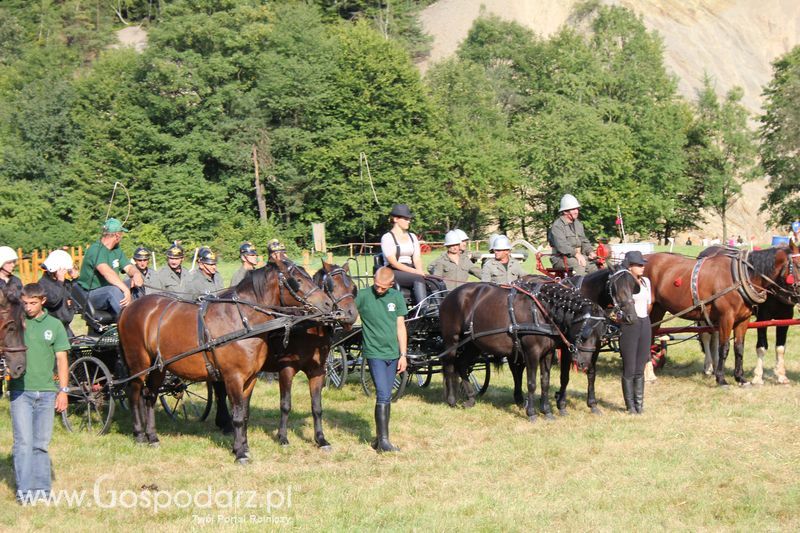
left=673, top=278, right=682, bottom=287
left=786, top=274, right=795, bottom=285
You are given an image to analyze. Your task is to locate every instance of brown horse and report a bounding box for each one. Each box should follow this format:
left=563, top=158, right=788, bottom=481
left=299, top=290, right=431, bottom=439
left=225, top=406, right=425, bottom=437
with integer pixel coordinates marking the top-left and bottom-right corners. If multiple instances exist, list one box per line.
left=118, top=259, right=334, bottom=463
left=439, top=280, right=607, bottom=421
left=645, top=243, right=800, bottom=386
left=264, top=262, right=358, bottom=448
left=0, top=287, right=26, bottom=381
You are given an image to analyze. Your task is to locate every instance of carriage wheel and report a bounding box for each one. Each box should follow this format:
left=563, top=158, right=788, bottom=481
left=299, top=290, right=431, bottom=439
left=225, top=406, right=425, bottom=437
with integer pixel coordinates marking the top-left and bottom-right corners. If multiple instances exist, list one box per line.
left=61, top=356, right=116, bottom=436
left=468, top=358, right=491, bottom=397
left=325, top=346, right=349, bottom=388
left=159, top=374, right=214, bottom=423
left=409, top=362, right=433, bottom=388
left=360, top=357, right=408, bottom=401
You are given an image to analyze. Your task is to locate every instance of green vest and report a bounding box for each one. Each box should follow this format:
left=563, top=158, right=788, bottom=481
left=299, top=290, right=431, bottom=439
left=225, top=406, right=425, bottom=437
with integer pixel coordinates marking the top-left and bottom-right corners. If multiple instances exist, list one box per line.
left=9, top=311, right=70, bottom=392
left=355, top=287, right=407, bottom=360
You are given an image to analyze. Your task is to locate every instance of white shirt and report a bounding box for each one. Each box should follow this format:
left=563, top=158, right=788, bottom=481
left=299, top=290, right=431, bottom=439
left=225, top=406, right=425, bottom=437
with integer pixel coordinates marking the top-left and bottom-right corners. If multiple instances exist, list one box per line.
left=381, top=231, right=419, bottom=266
left=633, top=275, right=652, bottom=318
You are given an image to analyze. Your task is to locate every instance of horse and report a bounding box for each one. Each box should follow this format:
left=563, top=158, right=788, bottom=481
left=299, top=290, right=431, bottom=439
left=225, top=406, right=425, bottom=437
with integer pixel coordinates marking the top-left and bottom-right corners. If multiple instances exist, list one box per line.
left=644, top=243, right=800, bottom=387
left=555, top=267, right=641, bottom=414
left=118, top=259, right=334, bottom=464
left=0, top=287, right=26, bottom=382
left=263, top=262, right=358, bottom=448
left=439, top=280, right=607, bottom=421
left=696, top=245, right=800, bottom=384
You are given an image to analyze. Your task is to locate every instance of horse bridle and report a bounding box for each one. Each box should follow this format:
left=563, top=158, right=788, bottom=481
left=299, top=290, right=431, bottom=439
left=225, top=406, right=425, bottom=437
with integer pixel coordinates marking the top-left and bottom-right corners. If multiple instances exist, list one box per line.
left=607, top=269, right=636, bottom=323
left=321, top=267, right=355, bottom=308
left=0, top=312, right=26, bottom=380
left=277, top=262, right=325, bottom=312
left=570, top=310, right=607, bottom=355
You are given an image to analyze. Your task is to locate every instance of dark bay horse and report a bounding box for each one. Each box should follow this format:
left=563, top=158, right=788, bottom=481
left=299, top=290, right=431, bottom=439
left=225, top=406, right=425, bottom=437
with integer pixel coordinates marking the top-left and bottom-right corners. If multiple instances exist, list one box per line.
left=556, top=267, right=641, bottom=414
left=645, top=244, right=800, bottom=387
left=439, top=280, right=607, bottom=421
left=0, top=287, right=26, bottom=382
left=264, top=262, right=358, bottom=448
left=697, top=245, right=800, bottom=384
left=118, top=260, right=334, bottom=463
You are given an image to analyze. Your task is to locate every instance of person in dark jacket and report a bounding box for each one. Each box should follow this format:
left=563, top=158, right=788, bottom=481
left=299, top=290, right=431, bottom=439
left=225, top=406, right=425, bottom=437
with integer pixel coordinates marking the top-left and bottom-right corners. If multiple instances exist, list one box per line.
left=37, top=250, right=77, bottom=336
left=618, top=251, right=652, bottom=415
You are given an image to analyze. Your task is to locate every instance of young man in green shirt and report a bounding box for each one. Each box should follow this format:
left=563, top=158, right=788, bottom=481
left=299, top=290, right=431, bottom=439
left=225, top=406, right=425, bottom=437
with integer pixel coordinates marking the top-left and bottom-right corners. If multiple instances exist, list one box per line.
left=10, top=283, right=70, bottom=503
left=355, top=267, right=408, bottom=452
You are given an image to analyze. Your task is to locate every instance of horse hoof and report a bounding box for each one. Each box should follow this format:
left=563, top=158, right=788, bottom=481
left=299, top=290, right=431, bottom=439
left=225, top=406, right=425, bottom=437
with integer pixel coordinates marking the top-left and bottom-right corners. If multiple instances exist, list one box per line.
left=148, top=441, right=160, bottom=448
left=750, top=378, right=763, bottom=386
left=590, top=406, right=602, bottom=415
left=463, top=399, right=476, bottom=409
left=235, top=457, right=250, bottom=466
left=527, top=416, right=537, bottom=423
left=544, top=412, right=555, bottom=421
left=318, top=444, right=332, bottom=452
left=776, top=377, right=791, bottom=385
left=278, top=438, right=289, bottom=447
left=134, top=435, right=147, bottom=444
left=558, top=408, right=568, bottom=417
left=738, top=381, right=751, bottom=388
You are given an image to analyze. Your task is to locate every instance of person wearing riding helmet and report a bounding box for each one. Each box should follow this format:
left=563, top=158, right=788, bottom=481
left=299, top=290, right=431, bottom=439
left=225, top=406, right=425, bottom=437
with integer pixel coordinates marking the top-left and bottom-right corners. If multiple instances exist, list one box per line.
left=230, top=242, right=260, bottom=287
left=267, top=239, right=288, bottom=264
left=548, top=194, right=597, bottom=276
left=481, top=235, right=525, bottom=284
left=380, top=204, right=428, bottom=310
left=76, top=218, right=143, bottom=317
left=184, top=248, right=223, bottom=296
left=428, top=230, right=481, bottom=290
left=790, top=220, right=800, bottom=247
left=37, top=250, right=77, bottom=335
left=130, top=247, right=159, bottom=299
left=0, top=246, right=23, bottom=300
left=157, top=242, right=185, bottom=293
left=619, top=251, right=652, bottom=415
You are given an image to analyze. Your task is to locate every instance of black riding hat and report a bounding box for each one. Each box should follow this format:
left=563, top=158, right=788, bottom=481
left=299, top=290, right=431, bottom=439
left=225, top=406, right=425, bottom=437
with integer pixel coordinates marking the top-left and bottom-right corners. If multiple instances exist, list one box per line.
left=133, top=247, right=151, bottom=261
left=389, top=204, right=413, bottom=219
left=622, top=250, right=648, bottom=267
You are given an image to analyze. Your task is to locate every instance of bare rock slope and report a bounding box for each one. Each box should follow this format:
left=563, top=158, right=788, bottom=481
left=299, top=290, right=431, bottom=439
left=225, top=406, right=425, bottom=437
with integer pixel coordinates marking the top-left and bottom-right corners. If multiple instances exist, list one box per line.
left=419, top=0, right=800, bottom=243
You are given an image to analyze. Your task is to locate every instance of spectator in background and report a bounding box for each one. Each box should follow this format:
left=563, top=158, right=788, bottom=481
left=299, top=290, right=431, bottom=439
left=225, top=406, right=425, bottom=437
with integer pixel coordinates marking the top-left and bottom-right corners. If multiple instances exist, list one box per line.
left=0, top=246, right=23, bottom=300
left=38, top=250, right=77, bottom=336
left=230, top=242, right=260, bottom=287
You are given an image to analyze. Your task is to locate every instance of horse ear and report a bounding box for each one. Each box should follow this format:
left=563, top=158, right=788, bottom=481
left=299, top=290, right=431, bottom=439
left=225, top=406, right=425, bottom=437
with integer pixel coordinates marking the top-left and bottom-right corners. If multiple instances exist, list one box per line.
left=343, top=263, right=350, bottom=273
left=322, top=260, right=331, bottom=270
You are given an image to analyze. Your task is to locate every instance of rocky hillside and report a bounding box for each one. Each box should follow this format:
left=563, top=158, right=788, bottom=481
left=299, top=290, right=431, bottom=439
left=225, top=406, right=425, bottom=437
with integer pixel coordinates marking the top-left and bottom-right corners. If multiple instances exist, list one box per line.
left=418, top=0, right=800, bottom=244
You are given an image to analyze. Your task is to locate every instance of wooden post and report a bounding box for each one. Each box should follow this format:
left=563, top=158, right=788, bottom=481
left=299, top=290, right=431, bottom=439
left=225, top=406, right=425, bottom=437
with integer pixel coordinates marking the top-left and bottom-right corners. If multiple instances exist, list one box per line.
left=349, top=243, right=354, bottom=258
left=252, top=145, right=268, bottom=223
left=326, top=252, right=333, bottom=264
left=302, top=250, right=310, bottom=271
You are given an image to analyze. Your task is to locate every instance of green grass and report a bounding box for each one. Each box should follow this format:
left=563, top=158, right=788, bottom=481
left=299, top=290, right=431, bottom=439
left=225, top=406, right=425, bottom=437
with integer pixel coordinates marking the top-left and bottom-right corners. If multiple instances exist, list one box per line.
left=2, top=313, right=799, bottom=530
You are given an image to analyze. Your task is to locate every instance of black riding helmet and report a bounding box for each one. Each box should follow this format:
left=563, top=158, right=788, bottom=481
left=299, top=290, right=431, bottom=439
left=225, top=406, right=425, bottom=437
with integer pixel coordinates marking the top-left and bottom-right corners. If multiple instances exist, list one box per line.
left=389, top=204, right=413, bottom=219
left=166, top=242, right=185, bottom=259
left=133, top=247, right=151, bottom=261
left=198, top=248, right=218, bottom=265
left=240, top=242, right=257, bottom=256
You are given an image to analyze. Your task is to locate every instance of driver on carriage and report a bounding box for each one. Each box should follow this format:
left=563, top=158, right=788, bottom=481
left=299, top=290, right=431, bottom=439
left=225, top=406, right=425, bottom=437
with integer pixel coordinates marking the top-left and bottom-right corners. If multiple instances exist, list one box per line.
left=548, top=194, right=598, bottom=276
left=76, top=218, right=143, bottom=318
left=184, top=248, right=224, bottom=296
left=380, top=204, right=429, bottom=311
left=481, top=235, right=525, bottom=284
left=428, top=230, right=481, bottom=290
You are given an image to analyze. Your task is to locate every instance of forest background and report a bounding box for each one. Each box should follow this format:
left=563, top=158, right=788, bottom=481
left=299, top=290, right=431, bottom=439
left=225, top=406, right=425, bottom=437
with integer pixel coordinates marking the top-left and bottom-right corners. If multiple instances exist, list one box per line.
left=1, top=0, right=798, bottom=258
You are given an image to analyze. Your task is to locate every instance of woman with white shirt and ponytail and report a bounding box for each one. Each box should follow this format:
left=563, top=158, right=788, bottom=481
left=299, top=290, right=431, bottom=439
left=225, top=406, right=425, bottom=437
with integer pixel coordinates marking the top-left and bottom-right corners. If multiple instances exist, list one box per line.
left=619, top=251, right=652, bottom=415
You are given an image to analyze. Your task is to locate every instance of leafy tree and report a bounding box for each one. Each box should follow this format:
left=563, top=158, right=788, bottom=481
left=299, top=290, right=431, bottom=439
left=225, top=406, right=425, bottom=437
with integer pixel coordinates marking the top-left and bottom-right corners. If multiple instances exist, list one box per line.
left=759, top=45, right=800, bottom=225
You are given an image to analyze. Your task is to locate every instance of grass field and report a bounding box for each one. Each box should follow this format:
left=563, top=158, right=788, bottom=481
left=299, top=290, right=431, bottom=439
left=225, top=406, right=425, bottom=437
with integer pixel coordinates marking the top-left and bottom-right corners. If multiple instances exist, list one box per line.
left=2, top=245, right=798, bottom=530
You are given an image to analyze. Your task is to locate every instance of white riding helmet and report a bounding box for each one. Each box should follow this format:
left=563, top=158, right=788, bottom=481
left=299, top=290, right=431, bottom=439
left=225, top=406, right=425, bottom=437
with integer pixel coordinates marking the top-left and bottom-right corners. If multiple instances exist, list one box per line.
left=444, top=231, right=461, bottom=247
left=0, top=246, right=18, bottom=265
left=42, top=249, right=74, bottom=273
left=493, top=235, right=512, bottom=251
left=559, top=194, right=581, bottom=212
left=453, top=229, right=469, bottom=242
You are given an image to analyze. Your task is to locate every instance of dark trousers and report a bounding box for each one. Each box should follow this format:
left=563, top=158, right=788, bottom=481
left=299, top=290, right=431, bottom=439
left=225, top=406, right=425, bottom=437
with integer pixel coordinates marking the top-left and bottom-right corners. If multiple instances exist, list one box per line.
left=368, top=358, right=399, bottom=405
left=620, top=317, right=651, bottom=379
left=391, top=268, right=427, bottom=306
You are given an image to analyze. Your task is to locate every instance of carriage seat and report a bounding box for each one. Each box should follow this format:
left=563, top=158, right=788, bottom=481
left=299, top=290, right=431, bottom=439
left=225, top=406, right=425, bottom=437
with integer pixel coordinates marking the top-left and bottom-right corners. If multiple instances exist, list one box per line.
left=70, top=284, right=116, bottom=332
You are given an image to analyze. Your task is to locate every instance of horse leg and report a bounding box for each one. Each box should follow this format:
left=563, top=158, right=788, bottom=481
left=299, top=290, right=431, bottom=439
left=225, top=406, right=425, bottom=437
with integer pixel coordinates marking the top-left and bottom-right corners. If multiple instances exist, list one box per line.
left=308, top=372, right=331, bottom=449
left=587, top=350, right=601, bottom=415
left=524, top=353, right=538, bottom=423
left=277, top=367, right=296, bottom=446
left=732, top=322, right=750, bottom=386
left=213, top=381, right=233, bottom=434
left=775, top=326, right=790, bottom=384
left=128, top=378, right=147, bottom=444
left=143, top=370, right=165, bottom=446
left=715, top=323, right=733, bottom=387
left=510, top=360, right=525, bottom=407
left=753, top=323, right=768, bottom=385
left=700, top=331, right=717, bottom=375
left=442, top=359, right=458, bottom=407
left=555, top=349, right=569, bottom=416
left=539, top=350, right=554, bottom=420
left=225, top=376, right=250, bottom=463
left=458, top=346, right=478, bottom=409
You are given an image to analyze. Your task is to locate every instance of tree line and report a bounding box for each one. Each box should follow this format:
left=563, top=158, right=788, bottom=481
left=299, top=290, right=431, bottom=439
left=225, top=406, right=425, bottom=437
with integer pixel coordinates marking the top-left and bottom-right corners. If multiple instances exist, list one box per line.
left=0, top=0, right=795, bottom=258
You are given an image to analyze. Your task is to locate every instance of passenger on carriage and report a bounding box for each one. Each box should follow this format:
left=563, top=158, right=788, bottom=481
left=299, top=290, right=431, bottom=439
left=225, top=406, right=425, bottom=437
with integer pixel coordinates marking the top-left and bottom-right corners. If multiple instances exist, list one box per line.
left=130, top=247, right=160, bottom=298
left=481, top=235, right=525, bottom=285
left=380, top=204, right=428, bottom=309
left=267, top=239, right=288, bottom=264
left=76, top=218, right=143, bottom=317
left=38, top=250, right=77, bottom=336
left=184, top=248, right=224, bottom=296
left=790, top=221, right=800, bottom=247
left=548, top=194, right=597, bottom=276
left=0, top=246, right=23, bottom=300
left=229, top=242, right=260, bottom=287
left=157, top=242, right=185, bottom=293
left=428, top=230, right=481, bottom=290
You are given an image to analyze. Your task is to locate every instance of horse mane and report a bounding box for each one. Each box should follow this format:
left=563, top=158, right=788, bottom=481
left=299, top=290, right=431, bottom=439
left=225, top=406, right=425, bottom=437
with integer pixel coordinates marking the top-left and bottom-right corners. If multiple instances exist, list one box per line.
left=235, top=263, right=279, bottom=301
left=526, top=281, right=595, bottom=330
left=312, top=267, right=326, bottom=287
left=748, top=247, right=781, bottom=277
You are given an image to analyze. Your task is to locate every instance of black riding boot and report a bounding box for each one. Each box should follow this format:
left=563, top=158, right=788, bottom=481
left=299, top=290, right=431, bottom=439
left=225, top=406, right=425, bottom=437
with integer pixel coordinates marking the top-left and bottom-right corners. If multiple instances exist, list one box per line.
left=412, top=280, right=428, bottom=315
left=372, top=403, right=399, bottom=453
left=621, top=377, right=635, bottom=414
left=633, top=376, right=644, bottom=414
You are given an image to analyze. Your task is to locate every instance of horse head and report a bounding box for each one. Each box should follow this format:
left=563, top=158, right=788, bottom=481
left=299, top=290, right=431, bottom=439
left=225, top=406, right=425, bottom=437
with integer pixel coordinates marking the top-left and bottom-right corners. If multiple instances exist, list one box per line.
left=273, top=259, right=334, bottom=314
left=607, top=268, right=640, bottom=325
left=0, top=288, right=27, bottom=379
left=315, top=262, right=359, bottom=326
left=751, top=245, right=800, bottom=305
left=784, top=241, right=800, bottom=304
